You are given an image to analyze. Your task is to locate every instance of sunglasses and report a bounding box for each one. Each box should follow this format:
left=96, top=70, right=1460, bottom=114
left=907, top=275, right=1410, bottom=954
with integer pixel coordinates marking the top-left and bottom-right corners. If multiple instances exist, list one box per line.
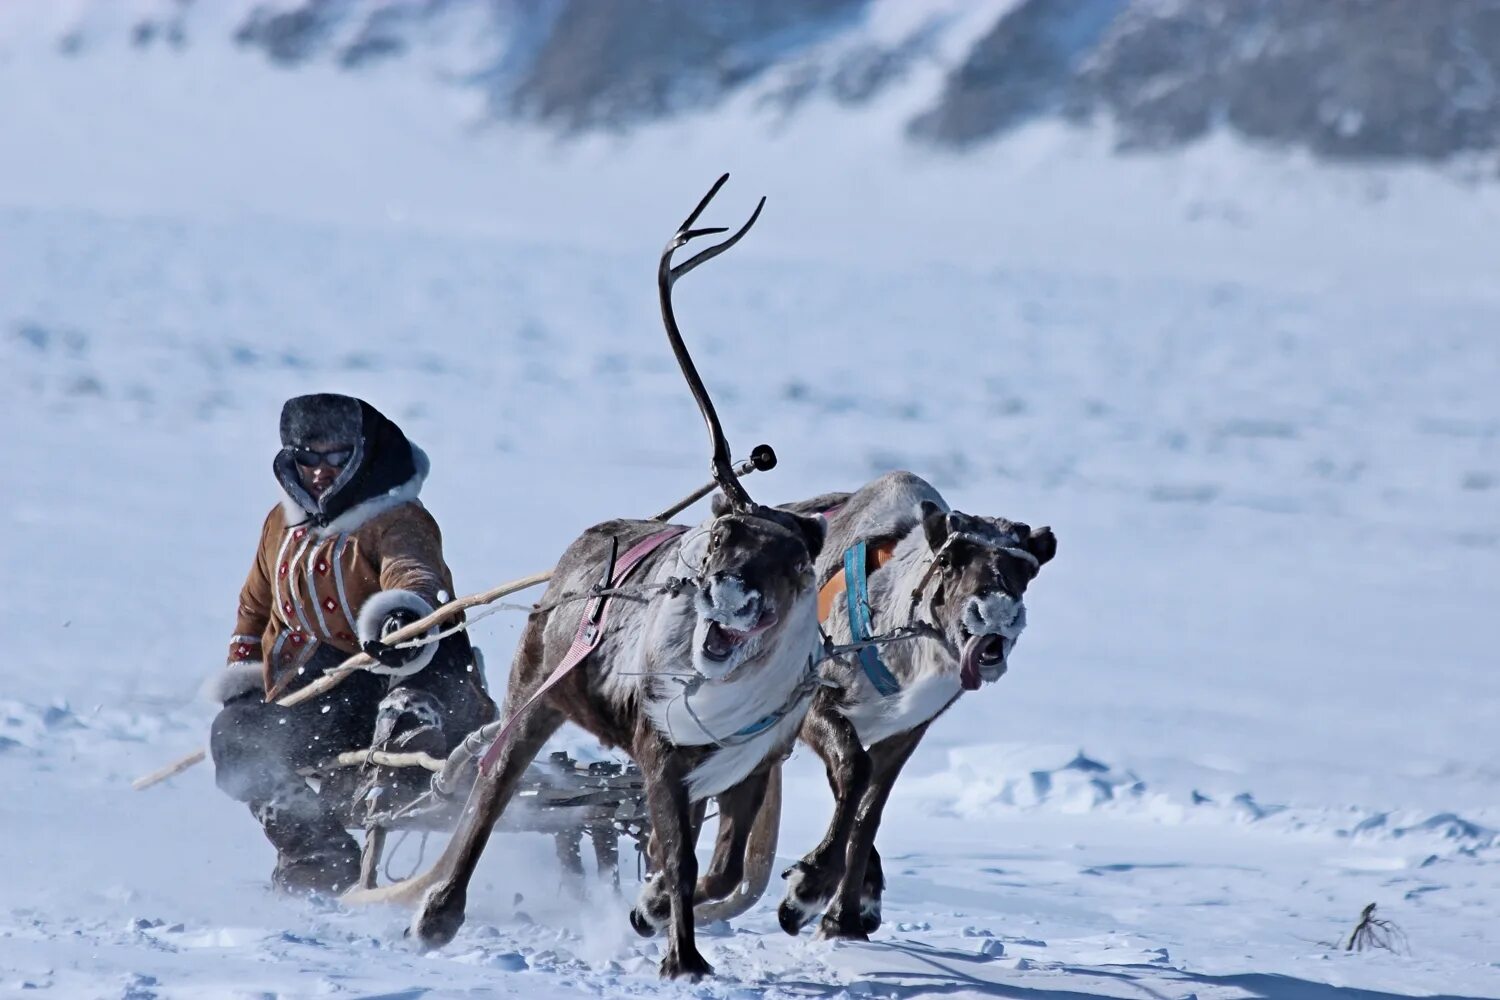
left=292, top=446, right=354, bottom=469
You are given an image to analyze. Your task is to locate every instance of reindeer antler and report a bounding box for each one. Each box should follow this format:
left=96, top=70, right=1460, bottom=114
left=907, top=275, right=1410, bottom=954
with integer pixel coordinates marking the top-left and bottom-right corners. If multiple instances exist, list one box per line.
left=659, top=173, right=766, bottom=512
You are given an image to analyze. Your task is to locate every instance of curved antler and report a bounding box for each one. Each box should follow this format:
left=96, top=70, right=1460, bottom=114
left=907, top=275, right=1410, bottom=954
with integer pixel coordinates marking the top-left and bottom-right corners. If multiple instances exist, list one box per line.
left=658, top=173, right=766, bottom=512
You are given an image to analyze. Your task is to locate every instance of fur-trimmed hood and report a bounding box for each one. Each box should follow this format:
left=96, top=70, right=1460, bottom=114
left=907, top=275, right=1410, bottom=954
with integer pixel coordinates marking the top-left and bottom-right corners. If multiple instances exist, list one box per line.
left=274, top=395, right=427, bottom=534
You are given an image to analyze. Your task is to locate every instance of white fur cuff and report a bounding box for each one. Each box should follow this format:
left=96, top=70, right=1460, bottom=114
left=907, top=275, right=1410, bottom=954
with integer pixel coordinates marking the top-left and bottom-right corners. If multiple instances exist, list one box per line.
left=202, top=661, right=265, bottom=704
left=356, top=588, right=439, bottom=677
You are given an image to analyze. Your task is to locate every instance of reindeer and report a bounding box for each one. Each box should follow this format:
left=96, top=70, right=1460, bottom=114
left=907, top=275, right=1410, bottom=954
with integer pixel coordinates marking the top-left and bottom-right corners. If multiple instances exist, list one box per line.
left=346, top=178, right=827, bottom=980
left=761, top=471, right=1057, bottom=940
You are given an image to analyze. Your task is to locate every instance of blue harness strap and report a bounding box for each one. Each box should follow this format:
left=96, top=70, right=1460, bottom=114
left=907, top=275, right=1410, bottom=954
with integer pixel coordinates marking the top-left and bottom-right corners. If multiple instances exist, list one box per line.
left=844, top=540, right=902, bottom=697
left=732, top=709, right=783, bottom=739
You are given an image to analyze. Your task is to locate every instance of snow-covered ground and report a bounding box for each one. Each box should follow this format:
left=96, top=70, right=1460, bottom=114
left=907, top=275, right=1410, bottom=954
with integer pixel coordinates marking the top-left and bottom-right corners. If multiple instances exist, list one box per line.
left=3, top=15, right=1500, bottom=999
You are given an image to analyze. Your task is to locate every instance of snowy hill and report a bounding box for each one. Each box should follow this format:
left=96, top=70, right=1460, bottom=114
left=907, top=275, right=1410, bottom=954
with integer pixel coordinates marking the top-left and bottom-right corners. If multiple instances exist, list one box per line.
left=2, top=2, right=1499, bottom=998
left=10, top=0, right=1500, bottom=164
left=4, top=0, right=1500, bottom=295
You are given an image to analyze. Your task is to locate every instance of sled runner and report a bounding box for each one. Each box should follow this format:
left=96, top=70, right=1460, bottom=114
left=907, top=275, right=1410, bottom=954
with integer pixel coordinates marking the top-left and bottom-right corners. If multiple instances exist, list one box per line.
left=305, top=738, right=777, bottom=922
left=300, top=745, right=651, bottom=892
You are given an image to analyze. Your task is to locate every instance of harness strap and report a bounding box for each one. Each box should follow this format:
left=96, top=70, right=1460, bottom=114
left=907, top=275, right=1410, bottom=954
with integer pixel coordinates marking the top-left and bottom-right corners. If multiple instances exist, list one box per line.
left=477, top=525, right=688, bottom=775
left=906, top=533, right=954, bottom=625
left=731, top=710, right=783, bottom=739
left=844, top=540, right=902, bottom=697
left=680, top=658, right=825, bottom=748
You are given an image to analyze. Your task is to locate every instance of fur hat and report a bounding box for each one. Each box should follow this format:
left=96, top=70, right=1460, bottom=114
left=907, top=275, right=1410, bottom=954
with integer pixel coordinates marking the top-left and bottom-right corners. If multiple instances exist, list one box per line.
left=280, top=393, right=363, bottom=448
left=274, top=394, right=422, bottom=528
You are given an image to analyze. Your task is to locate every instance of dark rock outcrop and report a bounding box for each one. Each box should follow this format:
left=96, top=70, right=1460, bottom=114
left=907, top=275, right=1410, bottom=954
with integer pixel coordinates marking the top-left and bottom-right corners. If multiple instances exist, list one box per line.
left=57, top=0, right=1500, bottom=164
left=914, top=0, right=1500, bottom=162
left=909, top=0, right=1125, bottom=147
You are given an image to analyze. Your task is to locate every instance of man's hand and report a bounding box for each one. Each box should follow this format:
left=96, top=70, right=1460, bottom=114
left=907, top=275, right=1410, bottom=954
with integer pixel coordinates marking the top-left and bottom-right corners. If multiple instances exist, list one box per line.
left=361, top=608, right=425, bottom=668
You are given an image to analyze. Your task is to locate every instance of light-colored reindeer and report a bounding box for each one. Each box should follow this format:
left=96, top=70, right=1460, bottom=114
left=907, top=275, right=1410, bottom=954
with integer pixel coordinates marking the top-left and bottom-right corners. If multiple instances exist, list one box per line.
left=682, top=472, right=1057, bottom=940
left=776, top=471, right=1057, bottom=938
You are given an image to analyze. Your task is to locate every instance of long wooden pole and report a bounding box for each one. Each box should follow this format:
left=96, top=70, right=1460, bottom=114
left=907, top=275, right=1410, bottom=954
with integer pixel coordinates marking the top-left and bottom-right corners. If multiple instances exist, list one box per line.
left=131, top=452, right=776, bottom=792
left=130, top=571, right=553, bottom=791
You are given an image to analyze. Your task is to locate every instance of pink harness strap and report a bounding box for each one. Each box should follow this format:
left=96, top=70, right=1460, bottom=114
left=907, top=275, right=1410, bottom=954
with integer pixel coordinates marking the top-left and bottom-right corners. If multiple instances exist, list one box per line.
left=477, top=525, right=689, bottom=775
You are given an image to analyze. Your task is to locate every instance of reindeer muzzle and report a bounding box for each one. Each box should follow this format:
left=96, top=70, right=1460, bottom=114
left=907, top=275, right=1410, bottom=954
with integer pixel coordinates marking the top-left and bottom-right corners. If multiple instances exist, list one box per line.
left=701, top=608, right=779, bottom=663
left=959, top=632, right=1007, bottom=690
left=959, top=591, right=1026, bottom=690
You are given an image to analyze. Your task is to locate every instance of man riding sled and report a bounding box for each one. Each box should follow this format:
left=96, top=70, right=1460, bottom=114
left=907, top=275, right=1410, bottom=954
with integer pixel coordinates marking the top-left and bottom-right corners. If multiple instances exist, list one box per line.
left=206, top=393, right=495, bottom=894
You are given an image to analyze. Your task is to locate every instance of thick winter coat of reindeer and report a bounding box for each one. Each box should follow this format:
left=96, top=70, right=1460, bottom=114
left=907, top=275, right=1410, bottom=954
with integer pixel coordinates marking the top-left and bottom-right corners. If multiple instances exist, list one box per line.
left=767, top=471, right=1057, bottom=939
left=346, top=177, right=827, bottom=980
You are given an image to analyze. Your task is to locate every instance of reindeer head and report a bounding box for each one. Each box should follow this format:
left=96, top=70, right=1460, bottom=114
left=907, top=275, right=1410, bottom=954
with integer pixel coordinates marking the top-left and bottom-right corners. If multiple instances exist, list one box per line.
left=689, top=506, right=825, bottom=679
left=914, top=500, right=1056, bottom=691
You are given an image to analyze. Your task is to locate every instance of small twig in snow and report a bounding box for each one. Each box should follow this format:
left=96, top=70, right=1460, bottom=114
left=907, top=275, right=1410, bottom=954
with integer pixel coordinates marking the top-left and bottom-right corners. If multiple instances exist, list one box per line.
left=1344, top=903, right=1408, bottom=954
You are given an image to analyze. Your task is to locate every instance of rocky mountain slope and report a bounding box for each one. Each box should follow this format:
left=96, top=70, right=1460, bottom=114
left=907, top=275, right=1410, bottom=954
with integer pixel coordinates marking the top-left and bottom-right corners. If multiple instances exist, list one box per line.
left=9, top=0, right=1500, bottom=164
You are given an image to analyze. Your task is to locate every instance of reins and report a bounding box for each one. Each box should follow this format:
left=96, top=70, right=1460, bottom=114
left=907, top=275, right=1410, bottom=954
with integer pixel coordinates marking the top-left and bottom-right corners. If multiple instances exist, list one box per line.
left=390, top=578, right=687, bottom=651
left=903, top=534, right=957, bottom=632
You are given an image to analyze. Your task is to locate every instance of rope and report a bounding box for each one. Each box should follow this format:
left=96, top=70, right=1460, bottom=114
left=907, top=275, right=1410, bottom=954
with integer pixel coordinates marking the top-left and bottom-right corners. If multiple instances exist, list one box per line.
left=821, top=622, right=957, bottom=663
left=382, top=830, right=431, bottom=883
left=904, top=536, right=955, bottom=627
left=674, top=526, right=713, bottom=576
left=391, top=580, right=687, bottom=651
left=363, top=787, right=445, bottom=827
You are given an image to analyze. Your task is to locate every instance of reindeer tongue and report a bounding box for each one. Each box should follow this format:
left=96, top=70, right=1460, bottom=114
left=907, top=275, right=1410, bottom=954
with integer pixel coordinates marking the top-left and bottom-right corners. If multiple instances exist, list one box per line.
left=959, top=634, right=985, bottom=691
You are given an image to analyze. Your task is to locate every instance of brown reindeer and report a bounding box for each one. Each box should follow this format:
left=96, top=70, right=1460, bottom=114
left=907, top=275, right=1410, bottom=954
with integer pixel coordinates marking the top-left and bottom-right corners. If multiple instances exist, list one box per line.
left=349, top=178, right=828, bottom=980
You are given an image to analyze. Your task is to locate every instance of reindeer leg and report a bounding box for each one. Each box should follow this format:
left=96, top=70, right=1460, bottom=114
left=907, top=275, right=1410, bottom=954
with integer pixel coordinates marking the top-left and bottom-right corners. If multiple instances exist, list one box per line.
left=632, top=733, right=712, bottom=980
left=693, top=766, right=771, bottom=906
left=630, top=761, right=728, bottom=931
left=409, top=702, right=564, bottom=949
left=818, top=722, right=928, bottom=941
left=629, top=826, right=669, bottom=936
left=778, top=696, right=870, bottom=935
left=859, top=844, right=886, bottom=935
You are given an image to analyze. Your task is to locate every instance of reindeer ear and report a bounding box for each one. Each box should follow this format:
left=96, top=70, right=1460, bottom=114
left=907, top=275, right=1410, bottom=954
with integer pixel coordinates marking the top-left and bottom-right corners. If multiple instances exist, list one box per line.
left=710, top=493, right=733, bottom=518
left=920, top=500, right=949, bottom=551
left=1024, top=526, right=1057, bottom=568
left=791, top=511, right=826, bottom=560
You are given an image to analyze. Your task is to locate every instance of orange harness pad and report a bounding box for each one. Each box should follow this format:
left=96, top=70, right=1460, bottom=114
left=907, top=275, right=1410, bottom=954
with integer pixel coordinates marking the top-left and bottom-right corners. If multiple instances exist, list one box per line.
left=817, top=539, right=899, bottom=622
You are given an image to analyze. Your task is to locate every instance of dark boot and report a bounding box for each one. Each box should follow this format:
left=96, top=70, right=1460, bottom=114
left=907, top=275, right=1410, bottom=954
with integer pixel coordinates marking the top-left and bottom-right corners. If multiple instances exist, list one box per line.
left=251, top=781, right=362, bottom=895
left=211, top=661, right=385, bottom=895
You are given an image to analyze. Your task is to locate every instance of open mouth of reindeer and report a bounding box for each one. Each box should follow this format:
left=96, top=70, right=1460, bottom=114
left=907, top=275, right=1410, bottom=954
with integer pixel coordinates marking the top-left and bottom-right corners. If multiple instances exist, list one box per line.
left=700, top=609, right=779, bottom=663
left=957, top=629, right=1006, bottom=691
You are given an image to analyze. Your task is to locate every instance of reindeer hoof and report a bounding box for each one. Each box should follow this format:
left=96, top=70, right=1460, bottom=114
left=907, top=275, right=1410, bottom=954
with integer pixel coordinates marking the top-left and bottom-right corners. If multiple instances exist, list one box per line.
left=776, top=863, right=829, bottom=936
left=659, top=947, right=714, bottom=980
left=410, top=887, right=466, bottom=950
left=777, top=898, right=813, bottom=936
left=628, top=906, right=658, bottom=938
left=815, top=911, right=869, bottom=942
left=859, top=896, right=883, bottom=935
